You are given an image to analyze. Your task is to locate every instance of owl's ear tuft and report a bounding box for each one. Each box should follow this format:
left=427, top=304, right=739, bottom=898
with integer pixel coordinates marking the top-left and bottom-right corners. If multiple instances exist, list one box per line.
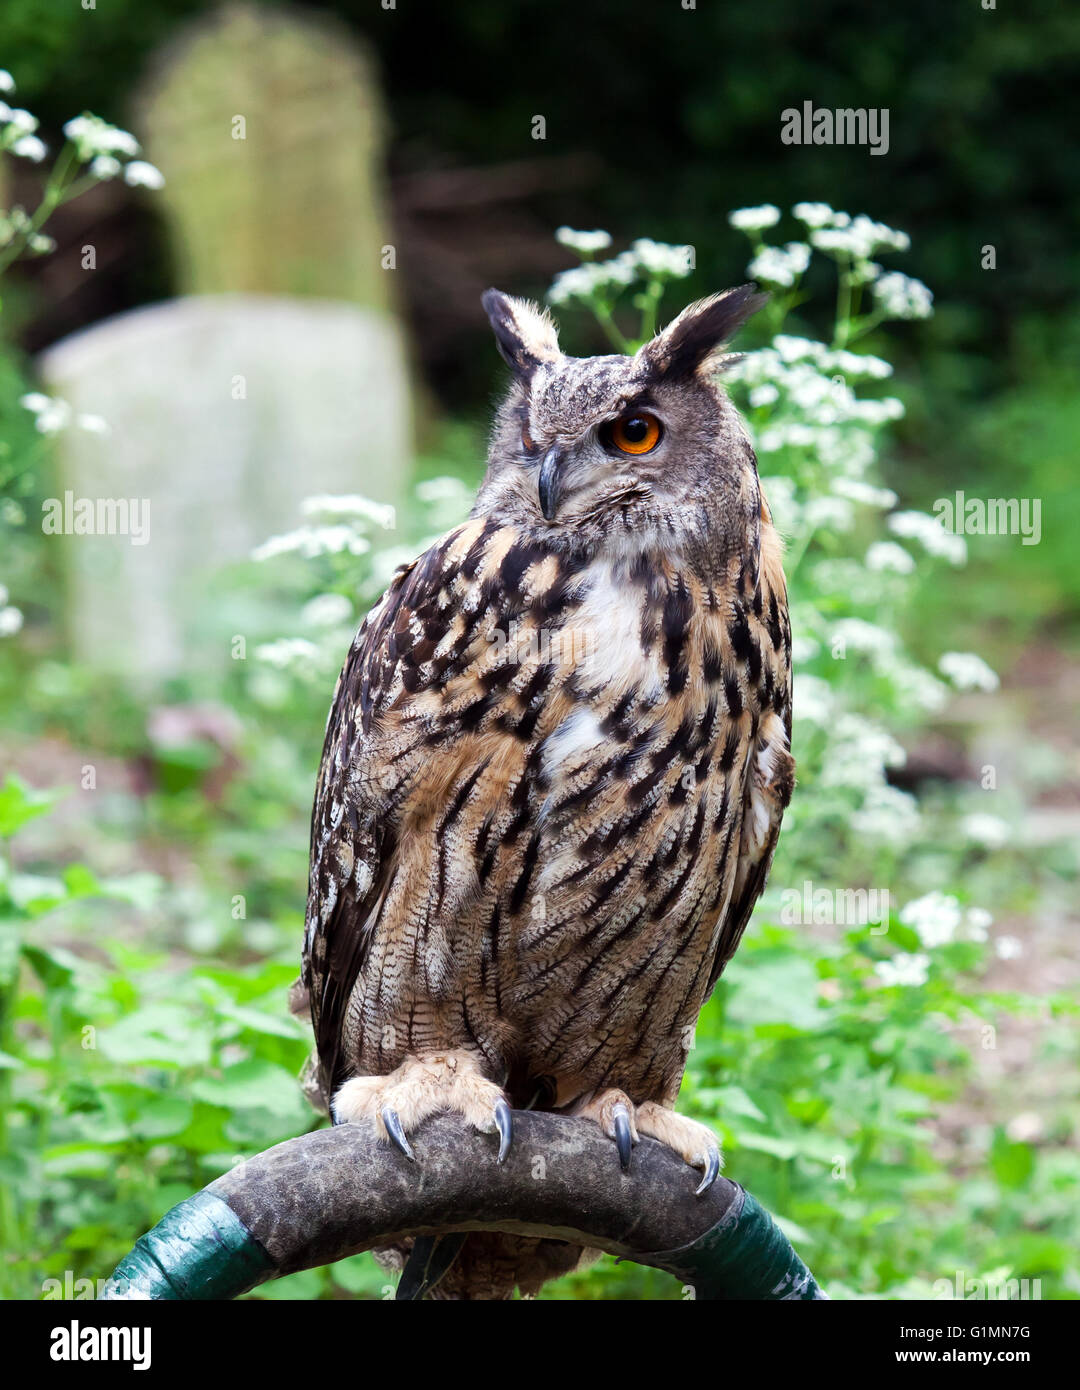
left=482, top=289, right=562, bottom=378
left=639, top=285, right=767, bottom=380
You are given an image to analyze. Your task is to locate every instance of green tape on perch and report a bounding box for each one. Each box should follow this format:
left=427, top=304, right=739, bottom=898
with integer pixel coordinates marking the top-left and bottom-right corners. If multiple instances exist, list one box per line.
left=642, top=1185, right=827, bottom=1300
left=100, top=1190, right=274, bottom=1301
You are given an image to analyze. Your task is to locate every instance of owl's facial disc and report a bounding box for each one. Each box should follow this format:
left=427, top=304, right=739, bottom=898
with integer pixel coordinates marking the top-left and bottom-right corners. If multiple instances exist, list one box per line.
left=531, top=401, right=667, bottom=524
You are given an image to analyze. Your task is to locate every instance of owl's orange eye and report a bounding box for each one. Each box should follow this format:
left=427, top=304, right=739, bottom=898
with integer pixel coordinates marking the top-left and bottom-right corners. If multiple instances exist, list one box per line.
left=603, top=411, right=663, bottom=456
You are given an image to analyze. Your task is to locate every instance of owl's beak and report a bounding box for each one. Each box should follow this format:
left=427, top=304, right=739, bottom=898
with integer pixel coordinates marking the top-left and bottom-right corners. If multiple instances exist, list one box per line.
left=538, top=446, right=565, bottom=521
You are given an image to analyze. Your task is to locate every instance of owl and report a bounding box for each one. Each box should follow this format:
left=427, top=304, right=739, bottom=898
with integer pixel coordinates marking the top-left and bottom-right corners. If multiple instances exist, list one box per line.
left=297, top=284, right=795, bottom=1299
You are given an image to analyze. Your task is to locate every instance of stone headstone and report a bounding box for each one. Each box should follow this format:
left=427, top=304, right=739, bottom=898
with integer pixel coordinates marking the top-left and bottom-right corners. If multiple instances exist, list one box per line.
left=138, top=1, right=394, bottom=309
left=40, top=295, right=410, bottom=681
left=38, top=3, right=412, bottom=681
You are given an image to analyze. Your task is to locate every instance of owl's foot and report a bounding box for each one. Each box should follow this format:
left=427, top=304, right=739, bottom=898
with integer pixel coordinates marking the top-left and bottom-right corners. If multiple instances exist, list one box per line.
left=332, top=1050, right=512, bottom=1164
left=571, top=1089, right=640, bottom=1171
left=636, top=1101, right=722, bottom=1196
left=573, top=1090, right=721, bottom=1196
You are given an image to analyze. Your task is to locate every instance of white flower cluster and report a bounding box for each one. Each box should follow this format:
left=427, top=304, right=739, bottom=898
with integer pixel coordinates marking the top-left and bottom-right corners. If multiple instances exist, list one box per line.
left=874, top=952, right=930, bottom=988
left=0, top=208, right=55, bottom=256
left=19, top=392, right=107, bottom=436
left=254, top=637, right=321, bottom=671
left=728, top=205, right=781, bottom=232
left=961, top=813, right=1010, bottom=848
left=888, top=510, right=967, bottom=564
left=835, top=479, right=898, bottom=509
left=554, top=227, right=612, bottom=256
left=872, top=271, right=933, bottom=320
left=63, top=114, right=164, bottom=187
left=0, top=582, right=23, bottom=638
left=864, top=540, right=915, bottom=574
left=809, top=213, right=911, bottom=260
left=252, top=525, right=372, bottom=562
left=819, top=712, right=906, bottom=792
left=791, top=201, right=839, bottom=229
left=900, top=891, right=995, bottom=948
left=547, top=238, right=693, bottom=306
left=301, top=593, right=353, bottom=629
left=938, top=650, right=999, bottom=692
left=301, top=493, right=396, bottom=530
left=0, top=96, right=46, bottom=163
left=747, top=241, right=810, bottom=288
left=730, top=348, right=903, bottom=455
left=63, top=114, right=140, bottom=159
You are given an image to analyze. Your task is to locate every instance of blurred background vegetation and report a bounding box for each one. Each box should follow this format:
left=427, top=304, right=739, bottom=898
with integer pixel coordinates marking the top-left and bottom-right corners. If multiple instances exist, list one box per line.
left=0, top=0, right=1077, bottom=1300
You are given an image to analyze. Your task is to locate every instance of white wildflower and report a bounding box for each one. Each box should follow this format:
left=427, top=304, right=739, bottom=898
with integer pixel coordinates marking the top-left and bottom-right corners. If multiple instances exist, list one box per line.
left=251, top=525, right=370, bottom=562
left=76, top=413, right=109, bottom=434
left=89, top=154, right=122, bottom=180
left=875, top=952, right=930, bottom=988
left=63, top=114, right=139, bottom=158
left=962, top=813, right=1010, bottom=848
left=11, top=134, right=46, bottom=162
left=728, top=204, right=781, bottom=232
left=823, top=348, right=893, bottom=380
left=0, top=605, right=23, bottom=637
left=805, top=495, right=855, bottom=531
left=254, top=638, right=320, bottom=670
left=748, top=383, right=779, bottom=408
left=773, top=334, right=827, bottom=364
left=792, top=673, right=832, bottom=725
left=301, top=593, right=353, bottom=628
left=938, top=650, right=999, bottom=691
left=4, top=108, right=38, bottom=134
left=301, top=494, right=396, bottom=529
left=0, top=71, right=14, bottom=94
left=555, top=226, right=612, bottom=256
left=810, top=215, right=911, bottom=261
left=831, top=617, right=896, bottom=659
left=20, top=392, right=71, bottom=434
left=791, top=201, right=836, bottom=229
left=123, top=160, right=165, bottom=190
left=858, top=784, right=921, bottom=842
left=888, top=510, right=967, bottom=564
left=872, top=271, right=933, bottom=320
left=837, top=480, right=898, bottom=510
left=995, top=935, right=1023, bottom=961
left=747, top=241, right=810, bottom=288
left=900, top=891, right=962, bottom=948
left=630, top=238, right=694, bottom=277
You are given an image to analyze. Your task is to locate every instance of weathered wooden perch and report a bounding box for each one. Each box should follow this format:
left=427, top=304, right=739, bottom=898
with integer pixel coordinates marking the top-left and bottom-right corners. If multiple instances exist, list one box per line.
left=99, top=1111, right=825, bottom=1300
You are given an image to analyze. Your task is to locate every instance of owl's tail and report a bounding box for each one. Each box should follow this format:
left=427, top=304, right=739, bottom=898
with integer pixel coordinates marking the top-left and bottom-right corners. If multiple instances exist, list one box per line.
left=387, top=1232, right=590, bottom=1300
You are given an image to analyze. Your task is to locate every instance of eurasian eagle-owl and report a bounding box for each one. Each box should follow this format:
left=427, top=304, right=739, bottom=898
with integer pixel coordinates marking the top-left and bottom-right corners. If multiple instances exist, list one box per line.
left=297, top=284, right=795, bottom=1298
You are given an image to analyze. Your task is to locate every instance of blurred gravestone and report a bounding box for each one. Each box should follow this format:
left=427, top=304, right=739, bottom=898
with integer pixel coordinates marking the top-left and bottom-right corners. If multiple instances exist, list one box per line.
left=39, top=2, right=411, bottom=682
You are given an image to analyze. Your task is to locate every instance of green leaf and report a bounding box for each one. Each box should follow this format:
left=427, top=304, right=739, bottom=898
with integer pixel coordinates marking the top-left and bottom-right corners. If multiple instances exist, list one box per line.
left=0, top=775, right=64, bottom=838
left=98, top=1004, right=213, bottom=1068
left=990, top=1130, right=1034, bottom=1190
left=130, top=1096, right=193, bottom=1140
left=191, top=1059, right=304, bottom=1117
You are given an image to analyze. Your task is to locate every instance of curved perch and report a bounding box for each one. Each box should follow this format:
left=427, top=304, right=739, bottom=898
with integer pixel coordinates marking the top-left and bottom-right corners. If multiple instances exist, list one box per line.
left=99, top=1111, right=826, bottom=1300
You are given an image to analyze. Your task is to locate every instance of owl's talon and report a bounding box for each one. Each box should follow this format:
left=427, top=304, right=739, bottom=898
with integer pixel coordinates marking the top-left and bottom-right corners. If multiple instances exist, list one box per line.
left=613, top=1103, right=634, bottom=1172
left=381, top=1106, right=416, bottom=1162
left=494, top=1099, right=513, bottom=1163
left=694, top=1148, right=721, bottom=1196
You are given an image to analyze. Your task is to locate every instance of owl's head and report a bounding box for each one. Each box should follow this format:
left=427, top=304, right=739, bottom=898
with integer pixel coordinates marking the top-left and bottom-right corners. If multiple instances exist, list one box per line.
left=475, top=285, right=766, bottom=565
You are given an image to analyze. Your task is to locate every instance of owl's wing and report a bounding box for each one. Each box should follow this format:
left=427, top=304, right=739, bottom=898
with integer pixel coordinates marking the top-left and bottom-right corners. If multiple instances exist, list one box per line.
left=704, top=707, right=794, bottom=995
left=705, top=528, right=794, bottom=995
left=301, top=550, right=424, bottom=1099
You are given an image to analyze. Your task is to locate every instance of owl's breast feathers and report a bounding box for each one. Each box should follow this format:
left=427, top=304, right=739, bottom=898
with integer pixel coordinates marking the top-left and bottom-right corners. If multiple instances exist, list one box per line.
left=304, top=510, right=793, bottom=1105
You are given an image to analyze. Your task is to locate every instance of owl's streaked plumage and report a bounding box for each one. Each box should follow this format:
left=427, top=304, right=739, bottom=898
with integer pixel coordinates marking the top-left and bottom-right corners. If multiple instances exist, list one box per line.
left=299, top=285, right=794, bottom=1298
